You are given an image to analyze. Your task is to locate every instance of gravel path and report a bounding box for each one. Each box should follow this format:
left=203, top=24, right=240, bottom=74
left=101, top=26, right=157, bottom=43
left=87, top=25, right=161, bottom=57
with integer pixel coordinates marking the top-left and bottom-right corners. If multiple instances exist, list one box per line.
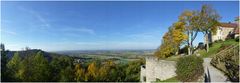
left=203, top=58, right=228, bottom=82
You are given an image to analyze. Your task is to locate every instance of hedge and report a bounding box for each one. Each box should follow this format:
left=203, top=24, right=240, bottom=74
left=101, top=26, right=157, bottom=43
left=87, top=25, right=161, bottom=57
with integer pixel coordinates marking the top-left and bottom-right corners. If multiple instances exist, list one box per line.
left=175, top=55, right=204, bottom=82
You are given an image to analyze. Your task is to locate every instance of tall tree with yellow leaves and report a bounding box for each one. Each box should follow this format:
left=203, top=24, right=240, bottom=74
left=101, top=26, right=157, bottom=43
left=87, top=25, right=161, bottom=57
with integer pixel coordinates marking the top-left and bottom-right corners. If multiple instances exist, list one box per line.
left=74, top=64, right=86, bottom=81
left=155, top=21, right=187, bottom=58
left=179, top=10, right=201, bottom=55
left=170, top=22, right=188, bottom=55
left=87, top=61, right=98, bottom=81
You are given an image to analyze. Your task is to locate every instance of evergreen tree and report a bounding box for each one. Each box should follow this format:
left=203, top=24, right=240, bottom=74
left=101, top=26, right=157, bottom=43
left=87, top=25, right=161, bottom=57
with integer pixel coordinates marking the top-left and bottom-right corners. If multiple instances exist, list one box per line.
left=59, top=66, right=74, bottom=82
left=6, top=52, right=21, bottom=81
left=31, top=51, right=50, bottom=81
left=1, top=44, right=10, bottom=81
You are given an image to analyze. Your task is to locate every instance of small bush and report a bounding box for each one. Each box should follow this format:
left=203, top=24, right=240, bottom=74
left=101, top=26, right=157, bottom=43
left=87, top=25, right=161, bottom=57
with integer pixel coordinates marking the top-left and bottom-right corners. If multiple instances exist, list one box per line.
left=209, top=43, right=213, bottom=47
left=176, top=55, right=204, bottom=82
left=235, top=37, right=239, bottom=42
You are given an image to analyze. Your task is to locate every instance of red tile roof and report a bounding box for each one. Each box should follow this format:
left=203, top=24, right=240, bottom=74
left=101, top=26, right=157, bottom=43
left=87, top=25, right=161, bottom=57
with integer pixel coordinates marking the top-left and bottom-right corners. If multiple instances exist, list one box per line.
left=219, top=23, right=238, bottom=28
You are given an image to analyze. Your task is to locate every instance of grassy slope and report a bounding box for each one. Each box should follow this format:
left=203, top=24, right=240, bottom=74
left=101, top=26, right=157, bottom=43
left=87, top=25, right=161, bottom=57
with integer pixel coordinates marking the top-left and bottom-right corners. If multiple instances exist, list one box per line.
left=160, top=39, right=238, bottom=61
left=198, top=39, right=238, bottom=58
left=155, top=39, right=238, bottom=82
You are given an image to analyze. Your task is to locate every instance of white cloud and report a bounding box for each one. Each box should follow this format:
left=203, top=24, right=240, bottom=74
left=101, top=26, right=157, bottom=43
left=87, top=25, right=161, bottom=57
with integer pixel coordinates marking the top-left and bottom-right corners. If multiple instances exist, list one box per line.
left=61, top=27, right=96, bottom=35
left=129, top=34, right=155, bottom=39
left=18, top=6, right=51, bottom=28
left=76, top=42, right=100, bottom=45
left=74, top=28, right=95, bottom=35
left=0, top=29, right=17, bottom=35
left=128, top=32, right=160, bottom=40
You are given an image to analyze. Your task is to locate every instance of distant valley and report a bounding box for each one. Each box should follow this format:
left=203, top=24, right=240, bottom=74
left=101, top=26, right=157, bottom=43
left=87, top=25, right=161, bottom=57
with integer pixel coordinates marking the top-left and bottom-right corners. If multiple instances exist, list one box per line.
left=55, top=49, right=155, bottom=63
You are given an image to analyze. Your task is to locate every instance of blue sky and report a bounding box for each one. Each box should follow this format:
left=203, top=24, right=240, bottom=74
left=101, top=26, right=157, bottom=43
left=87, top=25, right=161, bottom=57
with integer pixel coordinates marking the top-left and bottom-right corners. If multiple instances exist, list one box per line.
left=1, top=1, right=239, bottom=51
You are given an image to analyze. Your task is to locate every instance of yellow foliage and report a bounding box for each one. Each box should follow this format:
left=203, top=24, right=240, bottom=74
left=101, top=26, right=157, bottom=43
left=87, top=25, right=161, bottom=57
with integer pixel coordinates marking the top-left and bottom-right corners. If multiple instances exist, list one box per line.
left=74, top=64, right=85, bottom=81
left=98, top=66, right=108, bottom=81
left=155, top=21, right=188, bottom=58
left=87, top=62, right=98, bottom=78
left=155, top=32, right=175, bottom=58
left=179, top=10, right=193, bottom=22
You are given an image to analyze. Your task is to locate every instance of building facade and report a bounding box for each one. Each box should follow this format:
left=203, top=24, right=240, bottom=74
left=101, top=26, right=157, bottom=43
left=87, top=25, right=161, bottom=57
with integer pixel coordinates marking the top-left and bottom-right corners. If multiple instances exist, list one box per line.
left=210, top=23, right=237, bottom=42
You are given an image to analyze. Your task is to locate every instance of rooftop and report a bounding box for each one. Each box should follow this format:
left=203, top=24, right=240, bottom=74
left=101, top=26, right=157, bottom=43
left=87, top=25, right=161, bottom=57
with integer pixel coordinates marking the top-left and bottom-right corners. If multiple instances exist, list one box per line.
left=220, top=22, right=238, bottom=28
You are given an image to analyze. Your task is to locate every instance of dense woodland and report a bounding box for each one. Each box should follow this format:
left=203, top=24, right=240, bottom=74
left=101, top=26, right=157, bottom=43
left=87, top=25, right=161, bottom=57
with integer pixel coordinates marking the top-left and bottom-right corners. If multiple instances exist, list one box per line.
left=1, top=46, right=145, bottom=82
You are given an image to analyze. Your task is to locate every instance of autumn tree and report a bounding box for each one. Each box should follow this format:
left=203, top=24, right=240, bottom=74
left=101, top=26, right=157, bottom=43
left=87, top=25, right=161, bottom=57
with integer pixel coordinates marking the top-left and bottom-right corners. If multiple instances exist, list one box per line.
left=179, top=10, right=202, bottom=55
left=169, top=22, right=188, bottom=54
left=87, top=61, right=98, bottom=81
left=98, top=67, right=108, bottom=81
left=155, top=22, right=187, bottom=58
left=75, top=64, right=86, bottom=81
left=155, top=32, right=174, bottom=58
left=98, top=60, right=113, bottom=81
left=198, top=4, right=220, bottom=52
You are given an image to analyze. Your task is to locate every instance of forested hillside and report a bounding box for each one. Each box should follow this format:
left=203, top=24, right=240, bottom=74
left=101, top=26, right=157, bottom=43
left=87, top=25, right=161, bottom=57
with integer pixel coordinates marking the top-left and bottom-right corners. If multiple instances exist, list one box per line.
left=1, top=47, right=145, bottom=82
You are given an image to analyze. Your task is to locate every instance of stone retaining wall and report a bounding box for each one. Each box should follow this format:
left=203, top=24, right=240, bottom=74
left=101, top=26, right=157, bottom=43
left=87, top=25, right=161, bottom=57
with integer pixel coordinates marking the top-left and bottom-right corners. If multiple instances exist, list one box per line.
left=140, top=56, right=176, bottom=82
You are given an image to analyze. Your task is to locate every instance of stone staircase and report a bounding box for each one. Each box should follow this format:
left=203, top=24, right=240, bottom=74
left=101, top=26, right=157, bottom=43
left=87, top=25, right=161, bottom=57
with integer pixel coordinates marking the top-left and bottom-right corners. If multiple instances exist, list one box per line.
left=207, top=44, right=239, bottom=82
left=212, top=45, right=238, bottom=59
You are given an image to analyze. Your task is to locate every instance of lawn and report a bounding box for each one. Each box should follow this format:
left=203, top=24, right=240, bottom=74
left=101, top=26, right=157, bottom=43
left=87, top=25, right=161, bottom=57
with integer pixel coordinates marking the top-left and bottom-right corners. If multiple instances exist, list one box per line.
left=198, top=39, right=238, bottom=58
left=159, top=39, right=238, bottom=60
left=164, top=55, right=181, bottom=61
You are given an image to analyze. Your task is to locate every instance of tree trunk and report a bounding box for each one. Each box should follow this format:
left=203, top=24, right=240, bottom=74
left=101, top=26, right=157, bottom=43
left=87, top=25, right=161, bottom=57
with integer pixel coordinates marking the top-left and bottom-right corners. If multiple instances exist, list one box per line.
left=188, top=41, right=191, bottom=55
left=188, top=47, right=191, bottom=55
left=205, top=34, right=209, bottom=52
left=206, top=40, right=209, bottom=52
left=187, top=31, right=191, bottom=55
left=190, top=42, right=193, bottom=55
left=175, top=50, right=179, bottom=55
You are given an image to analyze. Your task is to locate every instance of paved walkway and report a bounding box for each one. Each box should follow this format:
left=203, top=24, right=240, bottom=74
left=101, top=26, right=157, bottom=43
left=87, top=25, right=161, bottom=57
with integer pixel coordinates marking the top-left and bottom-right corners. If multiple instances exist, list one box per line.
left=203, top=58, right=228, bottom=82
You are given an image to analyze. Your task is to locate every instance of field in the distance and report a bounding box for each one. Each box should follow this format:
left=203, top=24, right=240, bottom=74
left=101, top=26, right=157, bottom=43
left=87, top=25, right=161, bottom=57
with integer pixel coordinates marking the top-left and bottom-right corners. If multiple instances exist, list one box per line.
left=55, top=49, right=154, bottom=63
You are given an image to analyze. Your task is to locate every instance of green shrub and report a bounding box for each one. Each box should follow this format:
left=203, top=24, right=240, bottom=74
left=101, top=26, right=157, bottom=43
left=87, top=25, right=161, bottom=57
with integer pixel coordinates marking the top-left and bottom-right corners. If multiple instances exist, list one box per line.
left=175, top=55, right=204, bottom=82
left=209, top=43, right=213, bottom=47
left=235, top=37, right=239, bottom=42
